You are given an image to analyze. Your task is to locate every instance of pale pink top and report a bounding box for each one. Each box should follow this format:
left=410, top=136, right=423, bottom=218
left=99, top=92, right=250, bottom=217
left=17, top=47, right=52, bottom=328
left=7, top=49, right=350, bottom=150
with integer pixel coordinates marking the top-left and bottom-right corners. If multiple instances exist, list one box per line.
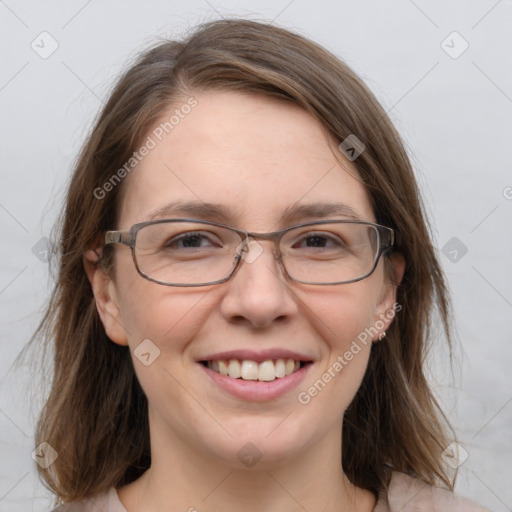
left=52, top=472, right=492, bottom=511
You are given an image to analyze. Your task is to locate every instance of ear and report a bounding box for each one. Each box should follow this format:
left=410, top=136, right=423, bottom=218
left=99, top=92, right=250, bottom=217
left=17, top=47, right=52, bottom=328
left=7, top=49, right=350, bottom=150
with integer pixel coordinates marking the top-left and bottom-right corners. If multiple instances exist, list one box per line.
left=84, top=249, right=129, bottom=346
left=373, top=252, right=405, bottom=341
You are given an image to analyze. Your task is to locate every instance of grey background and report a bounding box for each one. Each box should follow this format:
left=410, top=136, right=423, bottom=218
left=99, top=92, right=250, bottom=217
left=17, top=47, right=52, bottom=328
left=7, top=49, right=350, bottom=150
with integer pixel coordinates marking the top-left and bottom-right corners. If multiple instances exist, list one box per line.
left=1, top=0, right=511, bottom=510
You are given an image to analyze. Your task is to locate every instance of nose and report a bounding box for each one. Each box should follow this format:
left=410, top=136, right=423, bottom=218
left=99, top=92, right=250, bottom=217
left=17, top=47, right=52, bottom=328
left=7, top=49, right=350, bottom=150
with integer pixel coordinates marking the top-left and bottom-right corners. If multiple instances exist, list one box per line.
left=219, top=238, right=299, bottom=329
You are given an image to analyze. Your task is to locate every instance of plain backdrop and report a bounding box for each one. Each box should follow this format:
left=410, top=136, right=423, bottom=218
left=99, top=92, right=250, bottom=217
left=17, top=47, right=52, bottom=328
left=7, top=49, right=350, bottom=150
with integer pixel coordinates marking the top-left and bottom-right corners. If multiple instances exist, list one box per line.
left=0, top=0, right=511, bottom=510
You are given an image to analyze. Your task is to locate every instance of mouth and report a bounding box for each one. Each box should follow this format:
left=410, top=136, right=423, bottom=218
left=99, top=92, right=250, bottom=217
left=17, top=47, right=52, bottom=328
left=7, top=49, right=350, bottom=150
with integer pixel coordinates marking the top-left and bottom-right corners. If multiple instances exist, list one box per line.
left=197, top=349, right=314, bottom=401
left=200, top=358, right=311, bottom=382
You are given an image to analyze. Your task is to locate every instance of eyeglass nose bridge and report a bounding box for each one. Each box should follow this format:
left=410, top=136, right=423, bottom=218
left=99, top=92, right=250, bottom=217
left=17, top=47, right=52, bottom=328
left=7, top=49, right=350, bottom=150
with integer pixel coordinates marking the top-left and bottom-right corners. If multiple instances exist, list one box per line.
left=234, top=232, right=284, bottom=266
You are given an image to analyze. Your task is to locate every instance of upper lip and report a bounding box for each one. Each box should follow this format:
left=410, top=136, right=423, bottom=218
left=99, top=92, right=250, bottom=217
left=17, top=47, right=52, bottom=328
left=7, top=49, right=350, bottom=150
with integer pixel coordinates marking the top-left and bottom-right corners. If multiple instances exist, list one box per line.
left=199, top=349, right=314, bottom=363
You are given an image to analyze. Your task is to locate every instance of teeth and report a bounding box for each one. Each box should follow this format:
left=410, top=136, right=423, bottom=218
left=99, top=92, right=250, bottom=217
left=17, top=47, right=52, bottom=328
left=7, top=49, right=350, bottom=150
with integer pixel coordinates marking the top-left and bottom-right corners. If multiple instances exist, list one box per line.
left=206, top=358, right=304, bottom=381
left=241, top=360, right=258, bottom=380
left=258, top=360, right=275, bottom=381
left=228, top=359, right=241, bottom=378
left=275, top=359, right=286, bottom=378
left=218, top=360, right=228, bottom=376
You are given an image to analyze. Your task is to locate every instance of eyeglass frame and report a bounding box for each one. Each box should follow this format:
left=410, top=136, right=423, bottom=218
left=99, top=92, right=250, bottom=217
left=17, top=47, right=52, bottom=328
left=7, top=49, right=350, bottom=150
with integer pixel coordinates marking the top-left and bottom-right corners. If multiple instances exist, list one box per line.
left=104, top=218, right=395, bottom=287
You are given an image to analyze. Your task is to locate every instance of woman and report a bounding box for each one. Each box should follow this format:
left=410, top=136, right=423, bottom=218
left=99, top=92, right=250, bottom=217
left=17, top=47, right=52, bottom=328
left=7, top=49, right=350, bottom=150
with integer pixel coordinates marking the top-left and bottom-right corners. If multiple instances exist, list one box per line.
left=32, top=18, right=489, bottom=511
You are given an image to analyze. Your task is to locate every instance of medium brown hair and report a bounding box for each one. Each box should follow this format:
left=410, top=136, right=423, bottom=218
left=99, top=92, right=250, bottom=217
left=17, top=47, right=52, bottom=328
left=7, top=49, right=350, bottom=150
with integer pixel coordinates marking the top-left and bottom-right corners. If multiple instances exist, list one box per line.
left=26, top=18, right=454, bottom=504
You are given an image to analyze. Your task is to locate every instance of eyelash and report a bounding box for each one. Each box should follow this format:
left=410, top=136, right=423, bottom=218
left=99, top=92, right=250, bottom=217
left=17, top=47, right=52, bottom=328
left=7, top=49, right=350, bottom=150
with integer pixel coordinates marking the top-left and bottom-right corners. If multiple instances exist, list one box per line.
left=163, top=231, right=345, bottom=250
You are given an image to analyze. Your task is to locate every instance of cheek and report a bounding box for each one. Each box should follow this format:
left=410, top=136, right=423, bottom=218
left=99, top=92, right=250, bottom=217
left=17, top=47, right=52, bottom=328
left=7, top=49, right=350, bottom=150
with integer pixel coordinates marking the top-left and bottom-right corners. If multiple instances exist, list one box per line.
left=119, top=283, right=212, bottom=350
left=311, top=279, right=380, bottom=352
left=112, top=250, right=210, bottom=347
left=296, top=282, right=380, bottom=415
left=116, top=283, right=215, bottom=421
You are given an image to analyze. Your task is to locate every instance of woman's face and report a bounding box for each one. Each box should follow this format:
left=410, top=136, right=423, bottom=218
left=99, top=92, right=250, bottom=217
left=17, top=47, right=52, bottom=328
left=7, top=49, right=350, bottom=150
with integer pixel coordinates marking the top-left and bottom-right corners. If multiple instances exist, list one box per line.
left=93, top=91, right=399, bottom=469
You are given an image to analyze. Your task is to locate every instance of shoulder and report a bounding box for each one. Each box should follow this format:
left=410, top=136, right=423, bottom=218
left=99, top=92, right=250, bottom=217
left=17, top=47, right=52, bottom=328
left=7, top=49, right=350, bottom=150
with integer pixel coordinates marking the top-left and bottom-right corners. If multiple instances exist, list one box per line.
left=51, top=487, right=126, bottom=512
left=374, top=472, right=492, bottom=512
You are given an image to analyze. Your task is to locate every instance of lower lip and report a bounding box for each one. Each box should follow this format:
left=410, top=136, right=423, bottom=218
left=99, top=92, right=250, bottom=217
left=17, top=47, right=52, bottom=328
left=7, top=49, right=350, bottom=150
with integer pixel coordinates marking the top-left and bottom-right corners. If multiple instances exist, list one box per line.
left=200, top=363, right=312, bottom=402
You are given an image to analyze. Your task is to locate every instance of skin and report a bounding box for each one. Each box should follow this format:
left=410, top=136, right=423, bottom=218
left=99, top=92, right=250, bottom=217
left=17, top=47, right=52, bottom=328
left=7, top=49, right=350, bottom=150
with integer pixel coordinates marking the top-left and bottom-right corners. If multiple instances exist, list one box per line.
left=85, top=91, right=404, bottom=512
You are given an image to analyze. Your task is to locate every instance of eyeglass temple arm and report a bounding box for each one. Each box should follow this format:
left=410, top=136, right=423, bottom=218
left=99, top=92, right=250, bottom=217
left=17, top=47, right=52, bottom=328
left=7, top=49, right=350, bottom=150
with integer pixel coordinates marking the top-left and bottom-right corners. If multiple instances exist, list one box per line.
left=386, top=228, right=395, bottom=247
left=105, top=230, right=132, bottom=246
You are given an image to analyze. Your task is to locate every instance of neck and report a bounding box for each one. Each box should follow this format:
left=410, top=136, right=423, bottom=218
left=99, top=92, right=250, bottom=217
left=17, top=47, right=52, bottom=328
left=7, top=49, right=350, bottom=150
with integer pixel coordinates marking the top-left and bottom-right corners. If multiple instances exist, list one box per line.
left=118, top=412, right=376, bottom=512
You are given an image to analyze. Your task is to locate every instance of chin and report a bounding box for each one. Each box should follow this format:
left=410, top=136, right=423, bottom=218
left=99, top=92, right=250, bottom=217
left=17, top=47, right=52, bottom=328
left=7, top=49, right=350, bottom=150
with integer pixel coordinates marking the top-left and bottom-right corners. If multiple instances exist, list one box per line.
left=201, top=420, right=315, bottom=470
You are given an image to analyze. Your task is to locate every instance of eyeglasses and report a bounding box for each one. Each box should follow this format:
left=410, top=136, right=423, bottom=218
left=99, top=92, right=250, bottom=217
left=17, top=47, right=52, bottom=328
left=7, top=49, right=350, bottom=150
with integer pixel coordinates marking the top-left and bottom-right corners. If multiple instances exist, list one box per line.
left=104, top=218, right=394, bottom=287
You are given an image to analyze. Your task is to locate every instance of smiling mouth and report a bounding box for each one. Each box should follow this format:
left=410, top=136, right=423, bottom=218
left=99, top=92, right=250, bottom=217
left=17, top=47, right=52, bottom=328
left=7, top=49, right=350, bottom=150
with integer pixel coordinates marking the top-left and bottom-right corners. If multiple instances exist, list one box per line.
left=200, top=359, right=311, bottom=382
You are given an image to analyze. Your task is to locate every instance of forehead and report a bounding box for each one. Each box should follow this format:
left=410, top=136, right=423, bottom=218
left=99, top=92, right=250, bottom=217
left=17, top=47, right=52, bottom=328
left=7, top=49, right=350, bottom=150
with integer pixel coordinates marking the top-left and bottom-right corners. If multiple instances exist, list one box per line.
left=118, top=91, right=374, bottom=230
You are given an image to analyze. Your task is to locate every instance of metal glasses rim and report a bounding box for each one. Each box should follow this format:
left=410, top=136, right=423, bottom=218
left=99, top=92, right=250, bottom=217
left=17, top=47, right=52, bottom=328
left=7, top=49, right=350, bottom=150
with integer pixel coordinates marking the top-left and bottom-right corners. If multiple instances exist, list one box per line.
left=103, top=218, right=395, bottom=287
left=105, top=218, right=395, bottom=246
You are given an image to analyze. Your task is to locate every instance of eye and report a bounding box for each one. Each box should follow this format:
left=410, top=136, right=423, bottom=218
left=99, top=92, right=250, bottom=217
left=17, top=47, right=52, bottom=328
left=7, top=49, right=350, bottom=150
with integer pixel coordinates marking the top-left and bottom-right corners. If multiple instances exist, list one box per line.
left=292, top=231, right=347, bottom=249
left=163, top=231, right=222, bottom=250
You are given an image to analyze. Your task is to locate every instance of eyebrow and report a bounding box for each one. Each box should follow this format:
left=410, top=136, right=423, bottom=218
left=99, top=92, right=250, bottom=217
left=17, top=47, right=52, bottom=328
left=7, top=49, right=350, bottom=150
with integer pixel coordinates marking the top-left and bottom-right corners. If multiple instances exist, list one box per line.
left=146, top=200, right=362, bottom=225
